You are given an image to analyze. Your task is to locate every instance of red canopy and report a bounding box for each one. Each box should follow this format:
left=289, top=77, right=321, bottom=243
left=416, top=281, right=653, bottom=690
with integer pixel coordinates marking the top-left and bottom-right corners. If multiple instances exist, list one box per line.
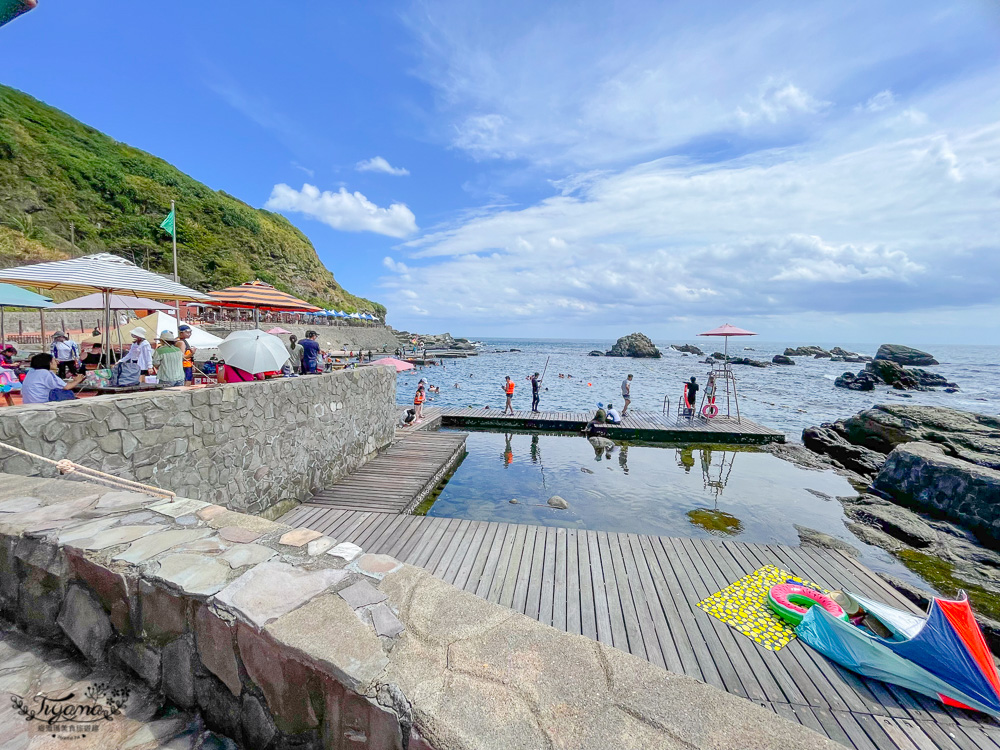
left=698, top=323, right=757, bottom=337
left=207, top=280, right=321, bottom=313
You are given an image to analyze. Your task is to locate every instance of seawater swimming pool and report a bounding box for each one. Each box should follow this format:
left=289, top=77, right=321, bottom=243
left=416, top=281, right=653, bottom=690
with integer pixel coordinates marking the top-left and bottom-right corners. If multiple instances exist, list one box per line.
left=422, top=429, right=926, bottom=587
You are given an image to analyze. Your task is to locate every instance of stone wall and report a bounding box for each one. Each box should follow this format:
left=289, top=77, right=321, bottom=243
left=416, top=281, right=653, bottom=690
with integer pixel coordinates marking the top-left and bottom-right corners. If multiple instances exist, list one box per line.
left=230, top=324, right=400, bottom=355
left=0, top=474, right=840, bottom=750
left=0, top=368, right=396, bottom=515
left=873, top=441, right=1000, bottom=548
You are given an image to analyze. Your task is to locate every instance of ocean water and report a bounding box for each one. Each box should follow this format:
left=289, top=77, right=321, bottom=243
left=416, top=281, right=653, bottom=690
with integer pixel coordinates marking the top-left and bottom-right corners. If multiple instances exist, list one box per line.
left=397, top=339, right=1000, bottom=439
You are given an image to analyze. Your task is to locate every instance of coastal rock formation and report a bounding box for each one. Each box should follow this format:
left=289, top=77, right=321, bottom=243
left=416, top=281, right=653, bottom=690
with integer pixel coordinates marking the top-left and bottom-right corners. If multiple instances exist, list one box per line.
left=830, top=347, right=871, bottom=362
left=392, top=330, right=476, bottom=352
left=606, top=333, right=661, bottom=358
left=834, top=361, right=957, bottom=392
left=784, top=346, right=829, bottom=357
left=875, top=343, right=938, bottom=366
left=588, top=350, right=604, bottom=357
left=670, top=344, right=705, bottom=355
left=547, top=495, right=570, bottom=509
left=834, top=371, right=877, bottom=391
left=801, top=425, right=886, bottom=476
left=813, top=351, right=833, bottom=359
left=771, top=355, right=795, bottom=365
left=727, top=357, right=769, bottom=367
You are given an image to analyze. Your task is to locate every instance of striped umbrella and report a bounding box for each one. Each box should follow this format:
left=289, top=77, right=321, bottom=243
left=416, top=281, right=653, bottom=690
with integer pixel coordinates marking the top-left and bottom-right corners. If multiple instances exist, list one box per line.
left=207, top=280, right=321, bottom=312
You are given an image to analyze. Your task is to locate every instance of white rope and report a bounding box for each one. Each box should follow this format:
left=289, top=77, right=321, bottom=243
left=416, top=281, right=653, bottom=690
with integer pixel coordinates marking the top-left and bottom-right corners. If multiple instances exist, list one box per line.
left=0, top=441, right=176, bottom=499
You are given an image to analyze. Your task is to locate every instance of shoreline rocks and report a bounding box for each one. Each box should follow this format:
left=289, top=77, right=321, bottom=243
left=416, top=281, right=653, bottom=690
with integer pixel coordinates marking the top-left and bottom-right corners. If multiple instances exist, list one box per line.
left=606, top=332, right=661, bottom=358
left=783, top=345, right=871, bottom=362
left=835, top=361, right=958, bottom=392
left=670, top=344, right=705, bottom=356
left=771, top=355, right=795, bottom=365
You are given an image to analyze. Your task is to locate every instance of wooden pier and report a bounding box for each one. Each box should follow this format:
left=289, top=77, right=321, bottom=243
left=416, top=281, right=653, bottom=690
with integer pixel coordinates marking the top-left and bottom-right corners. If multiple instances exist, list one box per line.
left=415, top=407, right=786, bottom=444
left=302, top=431, right=467, bottom=515
left=277, top=507, right=1000, bottom=750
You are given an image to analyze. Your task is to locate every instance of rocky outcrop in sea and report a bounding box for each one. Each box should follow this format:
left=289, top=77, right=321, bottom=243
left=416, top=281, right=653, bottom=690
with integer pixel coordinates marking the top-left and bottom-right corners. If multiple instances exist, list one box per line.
left=835, top=360, right=957, bottom=392
left=783, top=345, right=871, bottom=362
left=670, top=344, right=704, bottom=355
left=874, top=343, right=938, bottom=366
left=606, top=333, right=661, bottom=358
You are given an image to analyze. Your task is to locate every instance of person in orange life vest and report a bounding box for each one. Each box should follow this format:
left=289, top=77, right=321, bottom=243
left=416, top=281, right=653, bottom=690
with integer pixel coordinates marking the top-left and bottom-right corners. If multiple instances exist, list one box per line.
left=502, top=375, right=515, bottom=415
left=683, top=376, right=699, bottom=418
left=413, top=383, right=426, bottom=422
left=178, top=325, right=196, bottom=383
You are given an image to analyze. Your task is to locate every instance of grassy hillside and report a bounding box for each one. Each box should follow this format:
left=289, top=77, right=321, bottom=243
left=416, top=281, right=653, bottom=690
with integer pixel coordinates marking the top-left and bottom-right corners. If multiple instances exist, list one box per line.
left=0, top=84, right=384, bottom=314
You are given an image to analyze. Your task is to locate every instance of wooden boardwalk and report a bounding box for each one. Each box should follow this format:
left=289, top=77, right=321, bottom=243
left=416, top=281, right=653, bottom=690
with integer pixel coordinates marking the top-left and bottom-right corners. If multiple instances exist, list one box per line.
left=277, top=507, right=1000, bottom=750
left=303, top=431, right=467, bottom=514
left=431, top=407, right=786, bottom=444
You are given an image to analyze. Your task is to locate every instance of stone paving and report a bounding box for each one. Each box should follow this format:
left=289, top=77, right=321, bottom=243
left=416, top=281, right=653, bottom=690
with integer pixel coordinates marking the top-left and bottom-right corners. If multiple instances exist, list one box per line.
left=0, top=474, right=844, bottom=750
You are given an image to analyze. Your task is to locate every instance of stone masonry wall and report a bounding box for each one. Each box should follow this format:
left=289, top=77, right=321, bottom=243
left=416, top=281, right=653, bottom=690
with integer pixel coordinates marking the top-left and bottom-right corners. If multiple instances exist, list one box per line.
left=0, top=474, right=841, bottom=750
left=0, top=367, right=396, bottom=515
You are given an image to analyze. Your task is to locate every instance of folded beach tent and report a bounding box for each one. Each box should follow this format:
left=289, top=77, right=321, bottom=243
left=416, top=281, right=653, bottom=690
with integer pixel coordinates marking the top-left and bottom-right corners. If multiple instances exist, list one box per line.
left=796, top=591, right=1000, bottom=716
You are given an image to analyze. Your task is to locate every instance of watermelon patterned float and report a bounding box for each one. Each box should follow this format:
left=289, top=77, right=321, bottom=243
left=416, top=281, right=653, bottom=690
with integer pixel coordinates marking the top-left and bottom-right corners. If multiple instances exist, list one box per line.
left=767, top=583, right=849, bottom=626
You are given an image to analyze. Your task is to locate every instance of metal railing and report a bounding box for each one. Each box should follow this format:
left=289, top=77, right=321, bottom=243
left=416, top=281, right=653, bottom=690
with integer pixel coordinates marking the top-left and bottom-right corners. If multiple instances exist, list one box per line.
left=662, top=395, right=670, bottom=415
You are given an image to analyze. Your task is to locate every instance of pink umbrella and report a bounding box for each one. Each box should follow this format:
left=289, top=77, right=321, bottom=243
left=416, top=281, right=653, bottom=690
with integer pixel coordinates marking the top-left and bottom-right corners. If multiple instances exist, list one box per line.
left=698, top=323, right=756, bottom=360
left=371, top=357, right=415, bottom=373
left=266, top=326, right=292, bottom=335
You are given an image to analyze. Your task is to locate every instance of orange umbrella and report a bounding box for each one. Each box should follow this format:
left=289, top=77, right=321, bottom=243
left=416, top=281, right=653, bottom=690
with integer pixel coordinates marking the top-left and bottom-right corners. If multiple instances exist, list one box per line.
left=207, top=281, right=321, bottom=313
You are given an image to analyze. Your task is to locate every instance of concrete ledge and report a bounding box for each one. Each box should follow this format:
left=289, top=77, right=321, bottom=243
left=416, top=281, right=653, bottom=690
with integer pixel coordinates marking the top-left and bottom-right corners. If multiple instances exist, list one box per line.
left=0, top=473, right=840, bottom=750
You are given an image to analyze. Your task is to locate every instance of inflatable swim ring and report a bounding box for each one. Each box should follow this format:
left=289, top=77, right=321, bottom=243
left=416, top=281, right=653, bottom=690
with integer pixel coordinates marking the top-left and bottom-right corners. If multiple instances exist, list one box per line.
left=702, top=403, right=719, bottom=418
left=767, top=583, right=849, bottom=626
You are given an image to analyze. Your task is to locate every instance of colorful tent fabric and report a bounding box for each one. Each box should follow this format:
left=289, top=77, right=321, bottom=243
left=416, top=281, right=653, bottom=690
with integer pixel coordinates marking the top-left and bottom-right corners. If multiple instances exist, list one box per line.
left=82, top=312, right=224, bottom=350
left=797, top=591, right=1000, bottom=716
left=0, top=283, right=53, bottom=308
left=207, top=280, right=321, bottom=312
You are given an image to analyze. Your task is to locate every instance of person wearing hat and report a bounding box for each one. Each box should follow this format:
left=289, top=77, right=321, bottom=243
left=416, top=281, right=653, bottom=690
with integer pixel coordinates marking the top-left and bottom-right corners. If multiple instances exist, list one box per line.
left=177, top=324, right=197, bottom=383
left=125, top=328, right=154, bottom=381
left=50, top=332, right=80, bottom=379
left=151, top=330, right=185, bottom=387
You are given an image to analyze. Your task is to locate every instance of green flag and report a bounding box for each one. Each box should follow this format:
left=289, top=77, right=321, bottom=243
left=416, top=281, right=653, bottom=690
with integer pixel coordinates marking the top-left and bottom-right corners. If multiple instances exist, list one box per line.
left=159, top=209, right=175, bottom=235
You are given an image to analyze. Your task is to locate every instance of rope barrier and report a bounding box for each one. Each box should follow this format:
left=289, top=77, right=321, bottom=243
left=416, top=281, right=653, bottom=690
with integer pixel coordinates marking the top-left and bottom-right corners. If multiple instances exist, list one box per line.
left=0, top=441, right=176, bottom=499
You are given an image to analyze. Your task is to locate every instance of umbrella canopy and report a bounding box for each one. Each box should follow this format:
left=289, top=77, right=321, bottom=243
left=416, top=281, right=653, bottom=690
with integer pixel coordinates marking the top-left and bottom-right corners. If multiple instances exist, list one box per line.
left=266, top=327, right=292, bottom=335
left=207, top=280, right=321, bottom=312
left=0, top=253, right=211, bottom=301
left=370, top=357, right=415, bottom=373
left=217, top=330, right=289, bottom=374
left=698, top=323, right=757, bottom=337
left=0, top=283, right=53, bottom=308
left=48, top=292, right=176, bottom=311
left=797, top=591, right=1000, bottom=716
left=81, top=312, right=224, bottom=350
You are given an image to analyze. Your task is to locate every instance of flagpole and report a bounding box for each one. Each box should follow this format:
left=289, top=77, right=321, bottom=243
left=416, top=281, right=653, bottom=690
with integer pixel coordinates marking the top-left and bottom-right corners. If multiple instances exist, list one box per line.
left=171, top=200, right=180, bottom=321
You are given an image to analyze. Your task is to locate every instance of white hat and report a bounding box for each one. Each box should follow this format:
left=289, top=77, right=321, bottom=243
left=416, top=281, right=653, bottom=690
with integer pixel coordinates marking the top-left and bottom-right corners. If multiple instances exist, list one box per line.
left=130, top=328, right=147, bottom=339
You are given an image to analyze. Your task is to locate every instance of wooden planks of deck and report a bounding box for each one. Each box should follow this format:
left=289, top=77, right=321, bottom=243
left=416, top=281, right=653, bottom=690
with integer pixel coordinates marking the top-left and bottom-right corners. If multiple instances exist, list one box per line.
left=302, top=431, right=467, bottom=515
left=276, top=506, right=1000, bottom=750
left=433, top=407, right=786, bottom=444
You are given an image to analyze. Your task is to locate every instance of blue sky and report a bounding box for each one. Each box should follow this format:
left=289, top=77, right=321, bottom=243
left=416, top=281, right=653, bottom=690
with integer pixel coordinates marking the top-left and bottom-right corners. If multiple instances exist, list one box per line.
left=2, top=1, right=999, bottom=343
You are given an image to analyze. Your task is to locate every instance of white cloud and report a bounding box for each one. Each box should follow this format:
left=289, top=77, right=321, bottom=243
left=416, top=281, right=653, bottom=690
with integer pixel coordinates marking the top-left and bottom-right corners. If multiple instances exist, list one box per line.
left=265, top=184, right=418, bottom=238
left=356, top=156, right=410, bottom=176
left=382, top=256, right=410, bottom=274
left=292, top=162, right=315, bottom=177
left=736, top=81, right=828, bottom=125
left=857, top=90, right=896, bottom=113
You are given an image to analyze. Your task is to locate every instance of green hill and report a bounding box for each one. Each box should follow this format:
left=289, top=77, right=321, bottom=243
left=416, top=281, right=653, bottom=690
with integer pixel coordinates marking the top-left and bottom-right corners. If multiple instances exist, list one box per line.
left=0, top=84, right=384, bottom=314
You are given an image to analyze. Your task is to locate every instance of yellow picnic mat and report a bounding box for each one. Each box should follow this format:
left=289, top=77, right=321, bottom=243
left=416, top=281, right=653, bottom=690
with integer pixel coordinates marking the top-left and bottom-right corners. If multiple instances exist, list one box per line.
left=695, top=565, right=828, bottom=651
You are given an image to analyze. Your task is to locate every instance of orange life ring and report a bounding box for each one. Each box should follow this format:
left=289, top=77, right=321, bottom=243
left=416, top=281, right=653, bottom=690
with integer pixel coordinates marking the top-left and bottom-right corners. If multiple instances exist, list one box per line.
left=702, top=404, right=718, bottom=418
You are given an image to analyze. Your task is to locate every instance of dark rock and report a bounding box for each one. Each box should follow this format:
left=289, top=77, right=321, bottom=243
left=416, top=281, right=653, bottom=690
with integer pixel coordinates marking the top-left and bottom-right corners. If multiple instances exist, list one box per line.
left=875, top=344, right=938, bottom=366
left=813, top=352, right=832, bottom=359
left=57, top=584, right=113, bottom=664
left=794, top=525, right=860, bottom=557
left=845, top=500, right=939, bottom=548
left=727, top=357, right=768, bottom=367
left=711, top=352, right=726, bottom=361
left=802, top=426, right=886, bottom=476
left=834, top=371, right=876, bottom=391
left=771, top=355, right=795, bottom=365
left=606, top=332, right=661, bottom=358
left=784, top=346, right=830, bottom=357
left=588, top=350, right=604, bottom=357
left=547, top=495, right=569, bottom=509
left=670, top=344, right=705, bottom=355
left=873, top=442, right=1000, bottom=548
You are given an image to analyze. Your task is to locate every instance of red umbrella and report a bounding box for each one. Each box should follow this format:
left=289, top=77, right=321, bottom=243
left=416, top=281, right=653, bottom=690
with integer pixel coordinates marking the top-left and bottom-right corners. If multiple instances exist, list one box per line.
left=698, top=323, right=757, bottom=360
left=370, top=357, right=415, bottom=373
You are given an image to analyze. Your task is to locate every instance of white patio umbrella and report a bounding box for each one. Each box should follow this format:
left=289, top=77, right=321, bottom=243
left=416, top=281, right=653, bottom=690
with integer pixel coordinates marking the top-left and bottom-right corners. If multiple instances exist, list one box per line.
left=217, top=330, right=289, bottom=374
left=0, top=253, right=211, bottom=362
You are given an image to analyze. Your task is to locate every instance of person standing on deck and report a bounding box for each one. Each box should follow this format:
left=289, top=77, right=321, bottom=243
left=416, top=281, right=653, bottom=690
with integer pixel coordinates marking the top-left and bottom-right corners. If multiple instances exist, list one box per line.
left=621, top=374, right=633, bottom=417
left=503, top=375, right=515, bottom=415
left=530, top=371, right=542, bottom=412
left=50, top=332, right=80, bottom=379
left=413, top=383, right=426, bottom=422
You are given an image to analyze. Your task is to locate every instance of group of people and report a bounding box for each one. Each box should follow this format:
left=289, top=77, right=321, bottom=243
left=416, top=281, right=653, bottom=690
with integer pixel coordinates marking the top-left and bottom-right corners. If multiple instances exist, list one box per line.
left=120, top=326, right=197, bottom=386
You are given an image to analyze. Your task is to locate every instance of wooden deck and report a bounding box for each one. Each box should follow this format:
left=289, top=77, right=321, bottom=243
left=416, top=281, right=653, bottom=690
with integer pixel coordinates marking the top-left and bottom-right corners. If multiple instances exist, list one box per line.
left=277, top=507, right=1000, bottom=750
left=304, top=431, right=467, bottom=514
left=427, top=407, right=786, bottom=444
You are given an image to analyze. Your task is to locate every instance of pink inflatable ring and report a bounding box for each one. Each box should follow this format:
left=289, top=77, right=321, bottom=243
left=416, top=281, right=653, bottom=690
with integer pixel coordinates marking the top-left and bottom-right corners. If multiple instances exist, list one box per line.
left=767, top=583, right=849, bottom=626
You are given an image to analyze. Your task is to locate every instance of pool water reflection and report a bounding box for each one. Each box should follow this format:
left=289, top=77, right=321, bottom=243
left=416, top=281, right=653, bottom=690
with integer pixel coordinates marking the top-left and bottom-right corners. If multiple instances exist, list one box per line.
left=424, top=430, right=921, bottom=585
